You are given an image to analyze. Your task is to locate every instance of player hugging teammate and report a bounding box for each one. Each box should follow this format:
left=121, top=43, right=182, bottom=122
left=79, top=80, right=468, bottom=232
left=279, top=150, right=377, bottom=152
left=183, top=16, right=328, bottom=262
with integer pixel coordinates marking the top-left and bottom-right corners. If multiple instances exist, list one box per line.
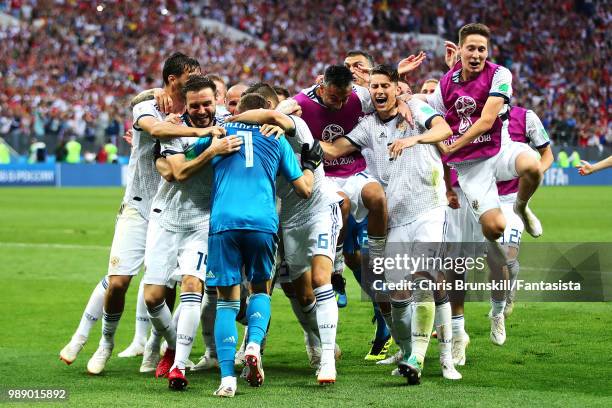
left=59, top=22, right=550, bottom=395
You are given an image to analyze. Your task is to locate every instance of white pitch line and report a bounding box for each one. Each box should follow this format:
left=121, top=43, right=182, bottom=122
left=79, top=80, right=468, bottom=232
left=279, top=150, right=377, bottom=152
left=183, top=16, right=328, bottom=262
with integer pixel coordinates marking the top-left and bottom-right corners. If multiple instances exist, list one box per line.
left=0, top=242, right=109, bottom=250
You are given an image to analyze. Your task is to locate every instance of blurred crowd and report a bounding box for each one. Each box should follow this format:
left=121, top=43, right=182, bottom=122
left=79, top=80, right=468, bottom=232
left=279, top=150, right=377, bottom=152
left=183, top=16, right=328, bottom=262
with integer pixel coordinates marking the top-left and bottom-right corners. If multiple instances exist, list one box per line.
left=0, top=0, right=609, bottom=160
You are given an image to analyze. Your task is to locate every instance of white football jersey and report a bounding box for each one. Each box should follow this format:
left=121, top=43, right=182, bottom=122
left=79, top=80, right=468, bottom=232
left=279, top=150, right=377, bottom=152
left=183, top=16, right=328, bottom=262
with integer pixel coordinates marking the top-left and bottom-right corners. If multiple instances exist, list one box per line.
left=149, top=114, right=225, bottom=233
left=345, top=99, right=447, bottom=227
left=277, top=115, right=342, bottom=228
left=123, top=100, right=164, bottom=220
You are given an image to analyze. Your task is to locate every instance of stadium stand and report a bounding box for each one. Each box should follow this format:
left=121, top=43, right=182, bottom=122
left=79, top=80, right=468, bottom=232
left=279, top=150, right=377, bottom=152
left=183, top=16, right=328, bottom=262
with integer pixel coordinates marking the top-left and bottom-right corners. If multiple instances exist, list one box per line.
left=0, top=0, right=609, bottom=157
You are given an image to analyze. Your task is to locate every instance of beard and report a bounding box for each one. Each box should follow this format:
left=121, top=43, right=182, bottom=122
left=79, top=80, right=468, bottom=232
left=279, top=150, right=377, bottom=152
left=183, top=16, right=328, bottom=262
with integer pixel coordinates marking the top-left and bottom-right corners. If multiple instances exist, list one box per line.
left=188, top=110, right=215, bottom=128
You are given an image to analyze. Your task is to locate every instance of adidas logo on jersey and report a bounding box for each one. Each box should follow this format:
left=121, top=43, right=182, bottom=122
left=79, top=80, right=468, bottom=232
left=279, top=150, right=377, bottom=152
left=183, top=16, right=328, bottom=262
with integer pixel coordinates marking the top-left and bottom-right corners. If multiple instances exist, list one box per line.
left=249, top=312, right=263, bottom=319
left=222, top=336, right=237, bottom=344
left=206, top=271, right=215, bottom=279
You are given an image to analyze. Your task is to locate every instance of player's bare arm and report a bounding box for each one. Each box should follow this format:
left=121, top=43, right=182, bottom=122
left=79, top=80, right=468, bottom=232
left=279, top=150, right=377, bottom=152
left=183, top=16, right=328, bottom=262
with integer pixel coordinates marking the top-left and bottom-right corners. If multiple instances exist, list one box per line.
left=577, top=155, right=612, bottom=176
left=155, top=156, right=175, bottom=182
left=130, top=89, right=155, bottom=108
left=538, top=145, right=554, bottom=172
left=320, top=137, right=357, bottom=160
left=388, top=116, right=452, bottom=158
left=137, top=116, right=224, bottom=139
left=163, top=135, right=243, bottom=182
left=446, top=95, right=505, bottom=154
left=291, top=141, right=324, bottom=199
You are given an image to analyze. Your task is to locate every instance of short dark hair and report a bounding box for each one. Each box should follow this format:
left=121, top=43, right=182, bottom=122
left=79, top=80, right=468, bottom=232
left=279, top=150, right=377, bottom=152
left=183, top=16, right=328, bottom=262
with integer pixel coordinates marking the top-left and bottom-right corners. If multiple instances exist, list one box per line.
left=346, top=50, right=375, bottom=68
left=181, top=75, right=217, bottom=99
left=458, top=23, right=491, bottom=45
left=243, top=82, right=279, bottom=106
left=237, top=93, right=268, bottom=113
left=205, top=73, right=224, bottom=86
left=273, top=85, right=290, bottom=99
left=323, top=65, right=353, bottom=89
left=370, top=64, right=399, bottom=83
left=162, top=52, right=200, bottom=85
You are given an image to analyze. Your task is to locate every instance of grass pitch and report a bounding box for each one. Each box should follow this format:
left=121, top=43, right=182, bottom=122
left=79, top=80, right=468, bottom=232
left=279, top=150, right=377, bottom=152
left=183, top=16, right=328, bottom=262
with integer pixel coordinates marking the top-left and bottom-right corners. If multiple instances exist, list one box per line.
left=0, top=186, right=611, bottom=407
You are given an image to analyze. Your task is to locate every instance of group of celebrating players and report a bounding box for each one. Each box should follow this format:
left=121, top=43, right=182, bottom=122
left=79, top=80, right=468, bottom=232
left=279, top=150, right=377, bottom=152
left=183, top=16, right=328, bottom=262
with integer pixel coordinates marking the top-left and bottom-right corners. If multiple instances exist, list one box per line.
left=58, top=22, right=551, bottom=397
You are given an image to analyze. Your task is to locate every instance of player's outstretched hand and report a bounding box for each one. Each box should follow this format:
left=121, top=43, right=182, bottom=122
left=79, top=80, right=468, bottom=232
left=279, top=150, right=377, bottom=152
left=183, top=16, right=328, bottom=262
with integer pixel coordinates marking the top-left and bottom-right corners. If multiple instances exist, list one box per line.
left=577, top=160, right=594, bottom=176
left=436, top=141, right=451, bottom=155
left=397, top=101, right=414, bottom=128
left=388, top=137, right=418, bottom=159
left=398, top=51, right=426, bottom=79
left=211, top=134, right=243, bottom=156
left=260, top=124, right=284, bottom=139
left=446, top=189, right=460, bottom=209
left=445, top=41, right=459, bottom=70
left=352, top=65, right=371, bottom=85
left=123, top=129, right=133, bottom=146
left=198, top=126, right=226, bottom=138
left=154, top=88, right=172, bottom=114
left=301, top=140, right=323, bottom=172
left=276, top=98, right=302, bottom=116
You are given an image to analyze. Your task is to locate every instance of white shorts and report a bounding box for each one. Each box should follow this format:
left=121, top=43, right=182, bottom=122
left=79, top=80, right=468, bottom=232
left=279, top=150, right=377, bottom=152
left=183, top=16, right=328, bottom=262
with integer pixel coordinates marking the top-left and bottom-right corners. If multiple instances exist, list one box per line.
left=328, top=171, right=377, bottom=223
left=278, top=203, right=342, bottom=283
left=107, top=204, right=148, bottom=276
left=384, top=206, right=446, bottom=281
left=444, top=188, right=486, bottom=260
left=498, top=195, right=524, bottom=250
left=453, top=141, right=535, bottom=219
left=143, top=217, right=209, bottom=286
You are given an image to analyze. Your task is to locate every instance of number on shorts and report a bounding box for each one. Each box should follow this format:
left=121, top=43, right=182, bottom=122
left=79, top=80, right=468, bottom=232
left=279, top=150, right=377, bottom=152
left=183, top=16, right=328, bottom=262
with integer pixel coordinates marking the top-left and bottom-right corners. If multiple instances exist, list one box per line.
left=509, top=228, right=521, bottom=245
left=196, top=251, right=207, bottom=271
left=237, top=130, right=253, bottom=168
left=317, top=233, right=329, bottom=249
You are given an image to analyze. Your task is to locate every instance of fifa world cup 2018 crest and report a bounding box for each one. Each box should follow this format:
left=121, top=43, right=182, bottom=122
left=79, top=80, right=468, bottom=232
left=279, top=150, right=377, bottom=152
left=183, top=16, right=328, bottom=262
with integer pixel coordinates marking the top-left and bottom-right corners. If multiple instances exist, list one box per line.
left=455, top=96, right=477, bottom=135
left=321, top=124, right=345, bottom=142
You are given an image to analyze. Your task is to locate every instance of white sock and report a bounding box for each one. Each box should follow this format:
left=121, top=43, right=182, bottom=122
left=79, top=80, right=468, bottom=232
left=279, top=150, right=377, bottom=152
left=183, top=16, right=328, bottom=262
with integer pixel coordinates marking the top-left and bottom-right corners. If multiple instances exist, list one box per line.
left=452, top=314, right=466, bottom=338
left=367, top=235, right=386, bottom=269
left=381, top=310, right=399, bottom=344
left=411, top=283, right=435, bottom=364
left=147, top=301, right=177, bottom=350
left=486, top=240, right=509, bottom=306
left=490, top=299, right=506, bottom=316
left=172, top=302, right=182, bottom=327
left=508, top=258, right=520, bottom=294
left=175, top=292, right=202, bottom=370
left=201, top=287, right=217, bottom=357
left=313, top=284, right=338, bottom=363
left=390, top=299, right=412, bottom=354
left=100, top=309, right=122, bottom=348
left=133, top=279, right=150, bottom=345
left=434, top=299, right=452, bottom=360
left=288, top=294, right=318, bottom=336
left=146, top=328, right=162, bottom=353
left=75, top=276, right=107, bottom=339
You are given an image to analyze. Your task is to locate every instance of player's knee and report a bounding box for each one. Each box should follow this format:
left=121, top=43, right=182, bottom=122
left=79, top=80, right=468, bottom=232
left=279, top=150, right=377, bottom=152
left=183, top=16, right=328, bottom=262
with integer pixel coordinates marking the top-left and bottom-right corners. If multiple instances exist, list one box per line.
left=181, top=275, right=202, bottom=293
left=481, top=215, right=506, bottom=241
left=107, top=276, right=130, bottom=294
left=483, top=223, right=505, bottom=241
left=517, top=152, right=542, bottom=178
left=143, top=286, right=165, bottom=309
left=361, top=183, right=386, bottom=212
